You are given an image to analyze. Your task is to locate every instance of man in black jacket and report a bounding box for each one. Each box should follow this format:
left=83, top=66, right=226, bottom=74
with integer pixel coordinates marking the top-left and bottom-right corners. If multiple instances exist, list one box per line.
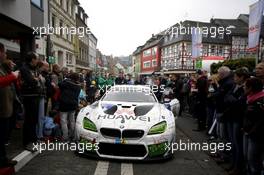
left=115, top=72, right=127, bottom=85
left=212, top=66, right=234, bottom=136
left=20, top=52, right=43, bottom=152
left=212, top=66, right=234, bottom=164
left=193, top=70, right=208, bottom=131
left=224, top=67, right=249, bottom=174
left=59, top=73, right=81, bottom=142
left=172, top=75, right=184, bottom=116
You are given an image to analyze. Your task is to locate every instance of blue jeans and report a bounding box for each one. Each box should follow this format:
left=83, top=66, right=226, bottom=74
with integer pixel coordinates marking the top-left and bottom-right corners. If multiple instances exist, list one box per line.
left=60, top=111, right=75, bottom=141
left=216, top=121, right=227, bottom=141
left=36, top=97, right=45, bottom=139
left=244, top=134, right=264, bottom=175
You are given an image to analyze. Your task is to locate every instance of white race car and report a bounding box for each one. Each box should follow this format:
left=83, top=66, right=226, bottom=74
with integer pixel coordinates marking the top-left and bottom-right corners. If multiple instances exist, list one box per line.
left=75, top=85, right=177, bottom=160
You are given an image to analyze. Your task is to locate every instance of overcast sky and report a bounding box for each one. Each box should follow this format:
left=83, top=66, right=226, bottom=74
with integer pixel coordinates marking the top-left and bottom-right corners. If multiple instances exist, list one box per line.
left=79, top=0, right=257, bottom=56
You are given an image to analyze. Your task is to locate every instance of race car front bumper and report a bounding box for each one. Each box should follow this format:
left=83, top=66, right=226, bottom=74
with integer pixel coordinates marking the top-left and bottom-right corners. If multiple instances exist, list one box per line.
left=75, top=124, right=176, bottom=161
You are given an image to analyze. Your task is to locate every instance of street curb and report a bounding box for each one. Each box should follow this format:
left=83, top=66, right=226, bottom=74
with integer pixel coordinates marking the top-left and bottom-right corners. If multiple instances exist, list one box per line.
left=13, top=150, right=39, bottom=172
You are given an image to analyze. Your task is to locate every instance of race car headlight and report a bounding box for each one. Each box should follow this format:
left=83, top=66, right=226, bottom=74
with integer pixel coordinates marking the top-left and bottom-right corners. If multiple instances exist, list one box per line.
left=83, top=117, right=97, bottom=132
left=148, top=121, right=167, bottom=135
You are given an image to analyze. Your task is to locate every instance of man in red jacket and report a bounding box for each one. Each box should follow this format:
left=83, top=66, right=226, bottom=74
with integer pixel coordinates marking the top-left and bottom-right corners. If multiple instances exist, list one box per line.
left=0, top=42, right=19, bottom=168
left=0, top=74, right=16, bottom=87
left=0, top=43, right=19, bottom=87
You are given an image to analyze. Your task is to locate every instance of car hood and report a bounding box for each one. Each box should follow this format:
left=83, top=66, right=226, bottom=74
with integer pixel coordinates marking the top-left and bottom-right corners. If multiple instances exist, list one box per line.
left=80, top=101, right=168, bottom=131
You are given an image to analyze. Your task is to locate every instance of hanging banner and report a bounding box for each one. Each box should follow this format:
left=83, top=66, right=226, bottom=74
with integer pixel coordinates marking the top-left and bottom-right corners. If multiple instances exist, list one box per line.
left=192, top=27, right=202, bottom=59
left=248, top=0, right=264, bottom=50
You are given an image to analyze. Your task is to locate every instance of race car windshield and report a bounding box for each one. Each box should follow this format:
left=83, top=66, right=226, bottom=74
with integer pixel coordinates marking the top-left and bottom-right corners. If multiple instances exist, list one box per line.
left=102, top=91, right=156, bottom=103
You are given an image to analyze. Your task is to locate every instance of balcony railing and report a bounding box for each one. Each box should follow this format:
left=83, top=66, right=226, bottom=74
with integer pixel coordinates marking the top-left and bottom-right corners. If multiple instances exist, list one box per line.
left=76, top=59, right=89, bottom=67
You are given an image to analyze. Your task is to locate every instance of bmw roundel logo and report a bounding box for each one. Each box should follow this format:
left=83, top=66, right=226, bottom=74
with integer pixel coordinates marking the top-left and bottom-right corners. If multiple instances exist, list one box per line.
left=120, top=125, right=124, bottom=129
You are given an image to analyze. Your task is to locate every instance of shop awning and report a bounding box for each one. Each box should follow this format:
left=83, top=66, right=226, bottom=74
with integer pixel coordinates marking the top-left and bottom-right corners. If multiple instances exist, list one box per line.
left=163, top=70, right=196, bottom=74
left=138, top=71, right=154, bottom=75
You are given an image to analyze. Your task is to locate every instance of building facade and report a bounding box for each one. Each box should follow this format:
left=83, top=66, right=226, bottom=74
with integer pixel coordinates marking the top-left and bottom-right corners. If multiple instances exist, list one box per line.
left=75, top=4, right=90, bottom=72
left=140, top=34, right=163, bottom=75
left=0, top=0, right=48, bottom=64
left=132, top=46, right=142, bottom=77
left=96, top=49, right=103, bottom=73
left=134, top=14, right=264, bottom=74
left=49, top=0, right=78, bottom=71
left=211, top=14, right=264, bottom=60
left=160, top=20, right=231, bottom=73
left=89, top=33, right=97, bottom=71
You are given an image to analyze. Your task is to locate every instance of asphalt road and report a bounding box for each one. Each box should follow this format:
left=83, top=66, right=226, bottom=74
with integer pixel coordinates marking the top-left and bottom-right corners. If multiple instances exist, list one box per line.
left=16, top=126, right=227, bottom=175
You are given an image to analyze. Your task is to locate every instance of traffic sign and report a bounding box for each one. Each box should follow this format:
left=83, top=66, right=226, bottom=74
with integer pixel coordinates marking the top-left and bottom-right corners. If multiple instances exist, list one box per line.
left=195, top=59, right=202, bottom=69
left=48, top=56, right=56, bottom=64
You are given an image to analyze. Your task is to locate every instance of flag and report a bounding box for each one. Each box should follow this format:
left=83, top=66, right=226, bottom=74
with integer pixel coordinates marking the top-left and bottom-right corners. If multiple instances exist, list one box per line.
left=192, top=27, right=202, bottom=59
left=248, top=0, right=264, bottom=50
